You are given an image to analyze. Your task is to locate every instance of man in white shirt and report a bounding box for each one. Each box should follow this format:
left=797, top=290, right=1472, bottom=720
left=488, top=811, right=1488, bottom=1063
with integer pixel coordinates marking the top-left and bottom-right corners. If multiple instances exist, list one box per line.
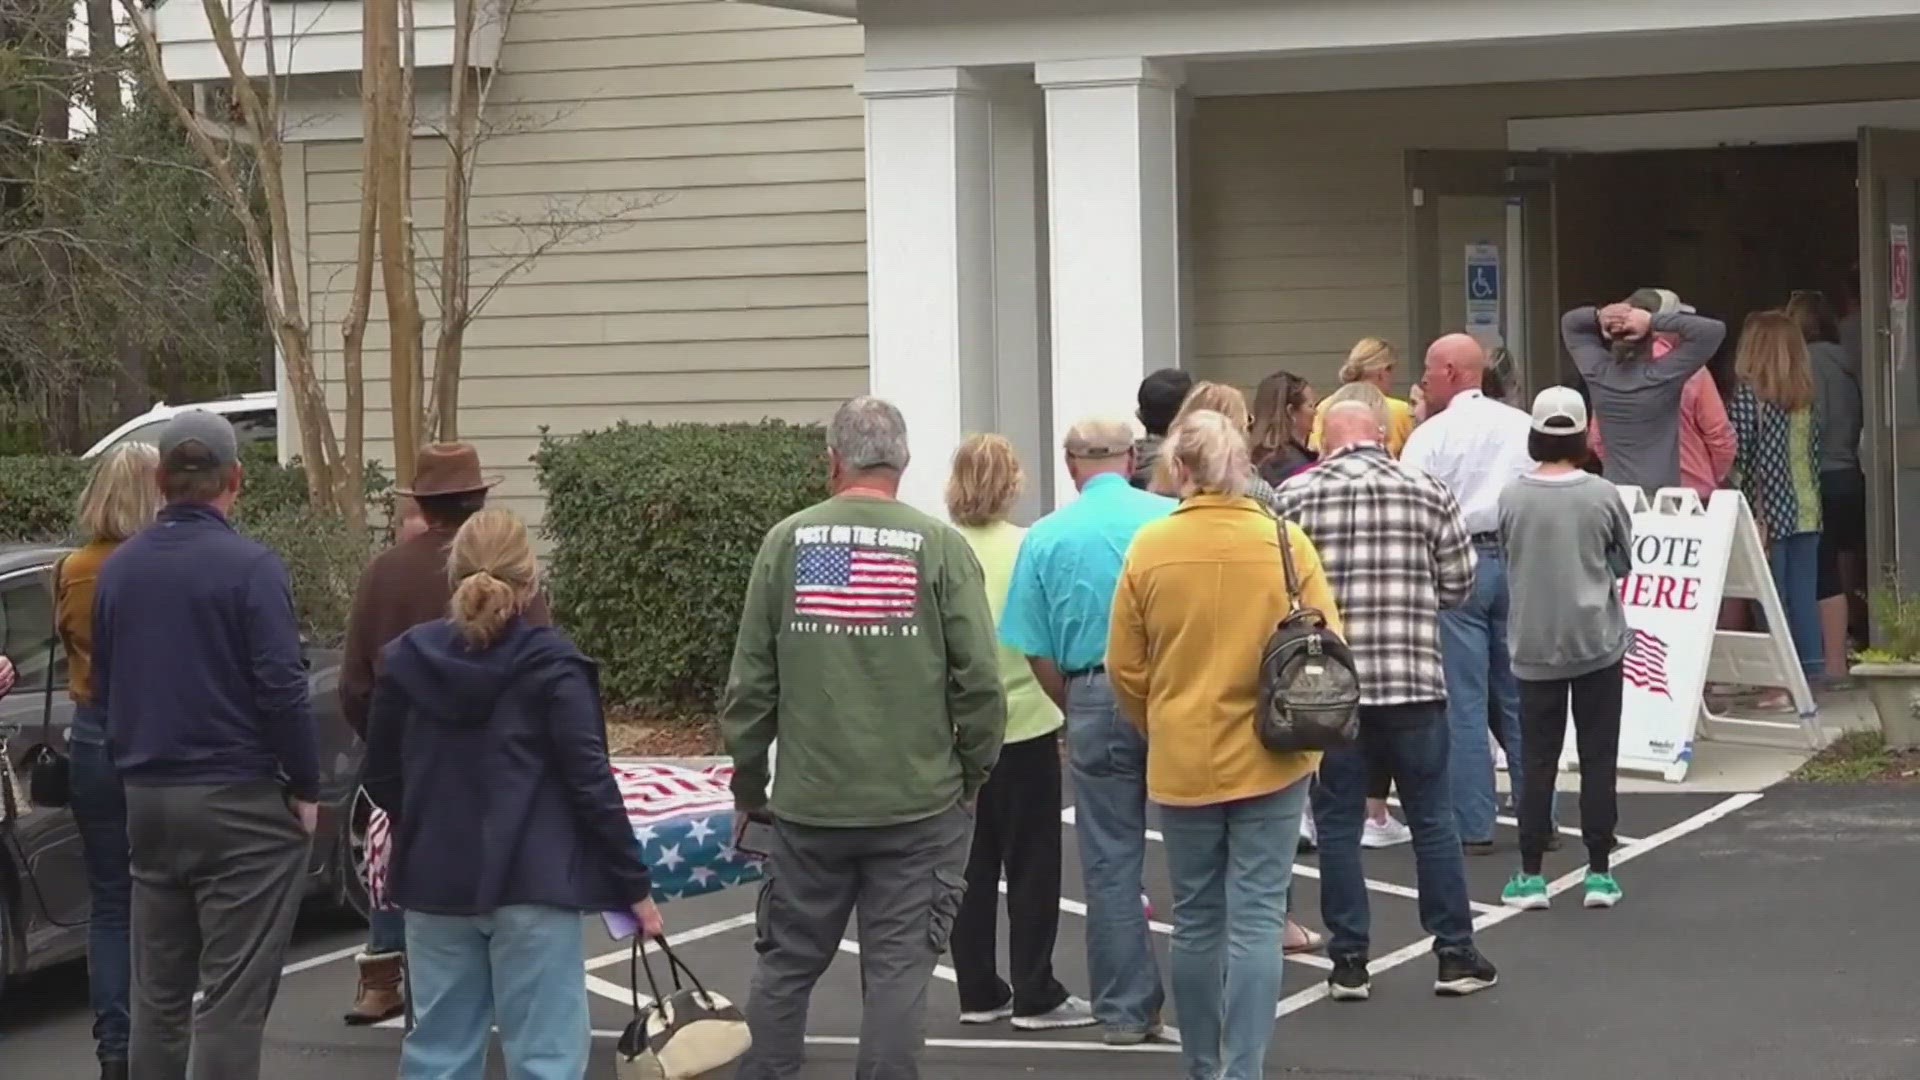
left=1400, top=335, right=1536, bottom=855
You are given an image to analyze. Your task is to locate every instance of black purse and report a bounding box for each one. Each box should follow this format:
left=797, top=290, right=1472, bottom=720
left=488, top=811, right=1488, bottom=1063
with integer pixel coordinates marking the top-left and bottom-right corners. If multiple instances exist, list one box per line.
left=1255, top=519, right=1361, bottom=753
left=26, top=556, right=70, bottom=809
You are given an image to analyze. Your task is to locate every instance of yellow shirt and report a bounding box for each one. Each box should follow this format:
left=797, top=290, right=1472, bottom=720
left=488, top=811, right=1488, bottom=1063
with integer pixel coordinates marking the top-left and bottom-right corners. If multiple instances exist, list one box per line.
left=1106, top=495, right=1342, bottom=807
left=955, top=521, right=1064, bottom=745
left=1308, top=394, right=1416, bottom=457
left=55, top=539, right=121, bottom=707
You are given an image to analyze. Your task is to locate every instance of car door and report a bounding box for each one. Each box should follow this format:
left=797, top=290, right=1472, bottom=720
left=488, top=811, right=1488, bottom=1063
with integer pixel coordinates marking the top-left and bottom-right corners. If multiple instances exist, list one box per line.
left=0, top=562, right=89, bottom=948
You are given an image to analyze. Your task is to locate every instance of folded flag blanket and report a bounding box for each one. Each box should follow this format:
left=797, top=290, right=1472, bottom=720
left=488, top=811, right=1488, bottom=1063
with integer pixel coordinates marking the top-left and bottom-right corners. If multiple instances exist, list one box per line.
left=363, top=761, right=766, bottom=910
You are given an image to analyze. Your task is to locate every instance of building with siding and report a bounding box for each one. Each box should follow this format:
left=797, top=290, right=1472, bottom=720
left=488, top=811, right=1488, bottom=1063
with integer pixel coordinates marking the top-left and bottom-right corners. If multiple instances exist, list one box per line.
left=156, top=0, right=1920, bottom=599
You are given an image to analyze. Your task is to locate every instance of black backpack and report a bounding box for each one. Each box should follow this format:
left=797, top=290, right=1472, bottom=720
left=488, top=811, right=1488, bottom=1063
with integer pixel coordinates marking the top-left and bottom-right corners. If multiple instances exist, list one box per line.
left=1256, top=519, right=1361, bottom=753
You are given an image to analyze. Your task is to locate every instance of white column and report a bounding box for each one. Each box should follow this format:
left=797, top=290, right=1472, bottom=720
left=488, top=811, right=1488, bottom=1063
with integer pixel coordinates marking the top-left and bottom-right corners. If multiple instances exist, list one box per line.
left=860, top=68, right=995, bottom=518
left=986, top=80, right=1052, bottom=522
left=1037, top=57, right=1183, bottom=506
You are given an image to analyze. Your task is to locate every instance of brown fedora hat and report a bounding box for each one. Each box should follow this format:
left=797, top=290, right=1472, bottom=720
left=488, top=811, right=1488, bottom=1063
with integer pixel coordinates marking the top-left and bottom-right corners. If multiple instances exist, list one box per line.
left=396, top=442, right=504, bottom=498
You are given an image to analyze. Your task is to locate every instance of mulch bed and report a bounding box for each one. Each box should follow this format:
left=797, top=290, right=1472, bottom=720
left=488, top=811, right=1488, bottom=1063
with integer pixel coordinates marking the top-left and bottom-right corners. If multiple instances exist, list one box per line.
left=1793, top=730, right=1920, bottom=783
left=606, top=709, right=721, bottom=758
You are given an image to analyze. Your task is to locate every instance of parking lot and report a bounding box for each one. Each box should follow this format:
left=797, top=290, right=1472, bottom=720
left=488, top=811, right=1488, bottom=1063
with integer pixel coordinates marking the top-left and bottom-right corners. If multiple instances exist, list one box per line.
left=6, top=783, right=1917, bottom=1080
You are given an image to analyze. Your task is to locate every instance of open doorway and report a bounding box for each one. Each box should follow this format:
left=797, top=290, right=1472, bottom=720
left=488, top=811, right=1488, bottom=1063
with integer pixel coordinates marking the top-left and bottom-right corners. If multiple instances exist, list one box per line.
left=1554, top=143, right=1858, bottom=342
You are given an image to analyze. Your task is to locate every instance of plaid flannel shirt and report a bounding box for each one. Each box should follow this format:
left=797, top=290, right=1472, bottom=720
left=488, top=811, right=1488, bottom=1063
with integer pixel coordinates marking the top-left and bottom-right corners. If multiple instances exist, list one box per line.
left=1272, top=444, right=1476, bottom=706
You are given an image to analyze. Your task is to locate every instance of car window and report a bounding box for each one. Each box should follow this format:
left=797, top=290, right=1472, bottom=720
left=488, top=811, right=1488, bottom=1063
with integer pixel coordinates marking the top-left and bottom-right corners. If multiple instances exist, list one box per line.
left=229, top=409, right=277, bottom=445
left=0, top=571, right=65, bottom=690
left=96, top=417, right=172, bottom=457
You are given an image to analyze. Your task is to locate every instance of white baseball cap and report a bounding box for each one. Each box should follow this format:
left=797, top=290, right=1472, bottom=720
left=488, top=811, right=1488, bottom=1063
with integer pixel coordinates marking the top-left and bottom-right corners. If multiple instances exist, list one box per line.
left=1530, top=386, right=1588, bottom=435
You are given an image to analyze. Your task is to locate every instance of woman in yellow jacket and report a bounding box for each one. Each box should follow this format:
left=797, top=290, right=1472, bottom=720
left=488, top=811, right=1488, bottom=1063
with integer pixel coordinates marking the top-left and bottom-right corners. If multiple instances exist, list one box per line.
left=1308, top=337, right=1418, bottom=455
left=1107, top=410, right=1343, bottom=1080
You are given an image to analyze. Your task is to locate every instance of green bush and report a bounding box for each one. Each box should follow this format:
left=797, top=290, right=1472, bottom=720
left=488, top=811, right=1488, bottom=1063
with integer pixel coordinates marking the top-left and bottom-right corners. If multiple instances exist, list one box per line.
left=0, top=444, right=392, bottom=643
left=537, top=420, right=830, bottom=712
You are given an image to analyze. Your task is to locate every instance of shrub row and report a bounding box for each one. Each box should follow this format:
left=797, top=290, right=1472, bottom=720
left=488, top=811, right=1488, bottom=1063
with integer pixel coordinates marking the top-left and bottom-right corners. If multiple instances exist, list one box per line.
left=0, top=444, right=391, bottom=644
left=536, top=420, right=829, bottom=713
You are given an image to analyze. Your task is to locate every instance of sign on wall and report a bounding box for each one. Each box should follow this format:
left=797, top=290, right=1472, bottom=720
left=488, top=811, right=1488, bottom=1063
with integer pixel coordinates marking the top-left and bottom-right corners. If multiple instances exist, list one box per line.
left=1465, top=242, right=1502, bottom=348
left=1563, top=487, right=1819, bottom=782
left=1892, top=224, right=1911, bottom=371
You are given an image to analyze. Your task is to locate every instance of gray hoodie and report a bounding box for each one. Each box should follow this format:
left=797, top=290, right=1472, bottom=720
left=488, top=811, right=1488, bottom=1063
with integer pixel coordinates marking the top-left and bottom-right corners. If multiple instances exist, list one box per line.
left=1499, top=471, right=1634, bottom=682
left=1810, top=339, right=1861, bottom=474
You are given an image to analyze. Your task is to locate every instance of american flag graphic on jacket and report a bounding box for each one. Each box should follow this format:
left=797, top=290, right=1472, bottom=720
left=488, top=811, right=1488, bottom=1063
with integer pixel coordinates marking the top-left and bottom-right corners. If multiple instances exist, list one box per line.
left=794, top=542, right=920, bottom=623
left=1622, top=628, right=1671, bottom=698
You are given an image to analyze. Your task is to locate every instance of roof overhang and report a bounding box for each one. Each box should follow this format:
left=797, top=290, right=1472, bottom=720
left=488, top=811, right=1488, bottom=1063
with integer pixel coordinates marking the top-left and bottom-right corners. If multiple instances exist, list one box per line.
left=732, top=0, right=859, bottom=19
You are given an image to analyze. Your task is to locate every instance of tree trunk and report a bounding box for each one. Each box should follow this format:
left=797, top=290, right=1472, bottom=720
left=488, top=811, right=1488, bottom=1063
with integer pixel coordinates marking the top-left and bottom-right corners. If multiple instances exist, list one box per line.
left=433, top=0, right=477, bottom=443
left=85, top=0, right=119, bottom=124
left=366, top=0, right=423, bottom=488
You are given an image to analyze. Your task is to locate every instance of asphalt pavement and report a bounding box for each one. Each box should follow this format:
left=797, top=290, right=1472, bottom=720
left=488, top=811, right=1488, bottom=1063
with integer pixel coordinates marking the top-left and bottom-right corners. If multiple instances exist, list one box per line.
left=4, top=784, right=1916, bottom=1079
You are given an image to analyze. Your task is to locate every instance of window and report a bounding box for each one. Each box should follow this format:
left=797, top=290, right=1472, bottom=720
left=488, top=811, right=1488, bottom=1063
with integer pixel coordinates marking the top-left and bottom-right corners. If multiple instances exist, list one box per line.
left=229, top=409, right=277, bottom=446
left=95, top=417, right=172, bottom=457
left=0, top=570, right=64, bottom=690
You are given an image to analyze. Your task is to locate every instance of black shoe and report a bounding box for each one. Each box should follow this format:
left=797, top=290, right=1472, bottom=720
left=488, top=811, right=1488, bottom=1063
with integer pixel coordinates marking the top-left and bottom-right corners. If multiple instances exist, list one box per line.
left=1462, top=840, right=1496, bottom=857
left=1327, top=955, right=1371, bottom=1002
left=100, top=1062, right=129, bottom=1080
left=1546, top=833, right=1564, bottom=853
left=1434, top=947, right=1498, bottom=997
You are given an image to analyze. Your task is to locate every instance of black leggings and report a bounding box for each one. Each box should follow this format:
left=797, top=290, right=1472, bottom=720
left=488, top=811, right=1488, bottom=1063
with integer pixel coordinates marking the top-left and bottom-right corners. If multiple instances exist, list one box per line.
left=1516, top=660, right=1623, bottom=875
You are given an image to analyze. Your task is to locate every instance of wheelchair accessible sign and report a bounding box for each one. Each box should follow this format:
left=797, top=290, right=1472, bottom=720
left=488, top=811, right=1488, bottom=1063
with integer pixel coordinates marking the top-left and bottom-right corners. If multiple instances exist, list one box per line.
left=1466, top=242, right=1500, bottom=347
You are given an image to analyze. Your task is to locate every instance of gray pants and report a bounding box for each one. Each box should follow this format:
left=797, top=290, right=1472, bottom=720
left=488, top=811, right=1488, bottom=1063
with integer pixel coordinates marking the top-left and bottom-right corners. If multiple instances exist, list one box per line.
left=737, top=803, right=972, bottom=1080
left=125, top=780, right=312, bottom=1080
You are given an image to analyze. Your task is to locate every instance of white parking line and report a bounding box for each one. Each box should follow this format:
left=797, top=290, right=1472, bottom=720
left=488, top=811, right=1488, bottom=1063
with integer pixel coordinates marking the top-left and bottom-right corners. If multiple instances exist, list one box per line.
left=1383, top=797, right=1639, bottom=845
left=1272, top=791, right=1763, bottom=1017
left=998, top=878, right=1335, bottom=970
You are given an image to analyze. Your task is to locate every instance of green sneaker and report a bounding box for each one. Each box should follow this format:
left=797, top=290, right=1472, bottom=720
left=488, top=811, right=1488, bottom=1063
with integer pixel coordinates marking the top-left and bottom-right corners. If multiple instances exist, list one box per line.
left=1584, top=872, right=1623, bottom=909
left=1501, top=873, right=1550, bottom=910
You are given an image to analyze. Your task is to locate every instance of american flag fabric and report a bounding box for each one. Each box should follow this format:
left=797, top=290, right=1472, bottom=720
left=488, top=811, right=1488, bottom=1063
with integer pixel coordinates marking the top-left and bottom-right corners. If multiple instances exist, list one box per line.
left=1272, top=445, right=1477, bottom=706
left=1623, top=628, right=1672, bottom=699
left=794, top=542, right=919, bottom=623
left=363, top=762, right=765, bottom=910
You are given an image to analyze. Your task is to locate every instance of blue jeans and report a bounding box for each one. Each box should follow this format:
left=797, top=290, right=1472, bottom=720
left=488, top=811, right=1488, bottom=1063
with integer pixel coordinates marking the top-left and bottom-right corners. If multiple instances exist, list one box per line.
left=1437, top=546, right=1532, bottom=844
left=1771, top=532, right=1826, bottom=682
left=369, top=907, right=408, bottom=954
left=69, top=734, right=131, bottom=1064
left=1063, top=672, right=1164, bottom=1034
left=403, top=906, right=590, bottom=1080
left=1160, top=781, right=1308, bottom=1080
left=1312, top=702, right=1475, bottom=959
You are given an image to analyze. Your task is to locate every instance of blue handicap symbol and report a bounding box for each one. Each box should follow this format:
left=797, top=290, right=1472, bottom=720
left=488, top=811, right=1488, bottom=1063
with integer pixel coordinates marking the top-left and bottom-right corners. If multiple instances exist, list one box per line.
left=1469, top=262, right=1499, bottom=300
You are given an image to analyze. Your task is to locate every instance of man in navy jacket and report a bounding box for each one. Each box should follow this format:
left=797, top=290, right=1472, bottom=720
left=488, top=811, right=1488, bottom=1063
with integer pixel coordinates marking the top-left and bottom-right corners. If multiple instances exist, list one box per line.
left=93, top=410, right=318, bottom=1080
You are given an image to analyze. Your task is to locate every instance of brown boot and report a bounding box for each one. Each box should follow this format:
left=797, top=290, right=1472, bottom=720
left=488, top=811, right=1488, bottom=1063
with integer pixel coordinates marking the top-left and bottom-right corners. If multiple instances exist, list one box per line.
left=343, top=951, right=406, bottom=1026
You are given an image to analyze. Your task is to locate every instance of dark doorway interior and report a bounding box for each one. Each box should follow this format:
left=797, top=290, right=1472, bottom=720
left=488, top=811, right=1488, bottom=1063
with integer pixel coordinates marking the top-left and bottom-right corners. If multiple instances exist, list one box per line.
left=1556, top=142, right=1858, bottom=338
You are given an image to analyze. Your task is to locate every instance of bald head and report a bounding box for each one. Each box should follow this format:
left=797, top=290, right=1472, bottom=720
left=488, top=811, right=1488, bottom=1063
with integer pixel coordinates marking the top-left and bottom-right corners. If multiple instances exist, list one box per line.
left=1422, top=333, right=1489, bottom=413
left=1320, top=400, right=1384, bottom=454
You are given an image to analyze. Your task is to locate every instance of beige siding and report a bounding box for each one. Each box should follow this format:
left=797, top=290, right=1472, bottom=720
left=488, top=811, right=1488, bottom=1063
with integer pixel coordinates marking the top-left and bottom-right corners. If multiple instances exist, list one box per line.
left=1189, top=62, right=1920, bottom=397
left=297, top=1, right=865, bottom=529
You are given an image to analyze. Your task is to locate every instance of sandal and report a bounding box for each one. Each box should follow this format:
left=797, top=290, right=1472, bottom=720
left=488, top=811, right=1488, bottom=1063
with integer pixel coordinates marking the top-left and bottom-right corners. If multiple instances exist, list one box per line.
left=1283, top=921, right=1326, bottom=954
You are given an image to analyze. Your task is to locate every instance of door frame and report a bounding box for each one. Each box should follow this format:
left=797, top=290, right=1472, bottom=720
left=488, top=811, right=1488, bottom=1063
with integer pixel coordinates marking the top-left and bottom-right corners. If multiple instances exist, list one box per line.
left=1405, top=150, right=1559, bottom=402
left=1858, top=127, right=1920, bottom=608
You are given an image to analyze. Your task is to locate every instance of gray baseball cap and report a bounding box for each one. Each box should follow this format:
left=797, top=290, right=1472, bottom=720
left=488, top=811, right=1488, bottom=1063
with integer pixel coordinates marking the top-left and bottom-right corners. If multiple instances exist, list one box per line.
left=157, top=410, right=240, bottom=472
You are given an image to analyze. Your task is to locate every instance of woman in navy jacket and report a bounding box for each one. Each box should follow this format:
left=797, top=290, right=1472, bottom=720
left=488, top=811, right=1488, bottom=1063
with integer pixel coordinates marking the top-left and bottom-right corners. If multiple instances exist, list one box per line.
left=364, top=508, right=663, bottom=1080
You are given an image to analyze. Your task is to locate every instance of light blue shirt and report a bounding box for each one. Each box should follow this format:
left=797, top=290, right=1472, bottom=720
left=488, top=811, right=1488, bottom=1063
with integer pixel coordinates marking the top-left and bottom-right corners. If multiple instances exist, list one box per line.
left=1001, top=473, right=1176, bottom=672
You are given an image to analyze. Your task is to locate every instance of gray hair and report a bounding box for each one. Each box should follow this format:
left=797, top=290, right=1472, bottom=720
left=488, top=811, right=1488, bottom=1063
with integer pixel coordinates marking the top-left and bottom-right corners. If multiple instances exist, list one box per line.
left=827, top=396, right=910, bottom=472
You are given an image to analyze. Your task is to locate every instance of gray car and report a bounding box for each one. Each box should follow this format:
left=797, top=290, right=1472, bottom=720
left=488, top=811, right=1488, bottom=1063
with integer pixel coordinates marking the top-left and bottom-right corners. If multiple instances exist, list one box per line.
left=0, top=545, right=370, bottom=1007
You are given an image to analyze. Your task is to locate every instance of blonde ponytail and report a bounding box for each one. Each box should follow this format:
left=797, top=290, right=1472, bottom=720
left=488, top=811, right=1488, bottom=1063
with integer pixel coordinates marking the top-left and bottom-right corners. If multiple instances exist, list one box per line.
left=446, top=508, right=538, bottom=648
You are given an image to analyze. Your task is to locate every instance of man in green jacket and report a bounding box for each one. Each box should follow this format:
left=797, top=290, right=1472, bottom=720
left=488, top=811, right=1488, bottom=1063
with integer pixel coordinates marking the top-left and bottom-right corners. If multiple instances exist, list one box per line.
left=723, top=395, right=1006, bottom=1080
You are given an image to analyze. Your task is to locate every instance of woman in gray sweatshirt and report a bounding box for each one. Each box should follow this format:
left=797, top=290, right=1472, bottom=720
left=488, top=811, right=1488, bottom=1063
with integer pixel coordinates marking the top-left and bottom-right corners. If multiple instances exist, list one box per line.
left=1496, top=386, right=1634, bottom=914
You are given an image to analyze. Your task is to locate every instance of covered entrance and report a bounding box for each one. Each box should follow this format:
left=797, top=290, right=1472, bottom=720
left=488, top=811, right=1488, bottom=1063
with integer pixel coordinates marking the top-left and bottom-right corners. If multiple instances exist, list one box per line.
left=1407, top=112, right=1920, bottom=609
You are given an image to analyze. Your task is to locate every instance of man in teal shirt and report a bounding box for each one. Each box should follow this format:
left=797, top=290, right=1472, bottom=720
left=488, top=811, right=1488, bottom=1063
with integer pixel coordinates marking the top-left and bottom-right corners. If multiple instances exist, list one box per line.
left=1002, top=415, right=1175, bottom=1046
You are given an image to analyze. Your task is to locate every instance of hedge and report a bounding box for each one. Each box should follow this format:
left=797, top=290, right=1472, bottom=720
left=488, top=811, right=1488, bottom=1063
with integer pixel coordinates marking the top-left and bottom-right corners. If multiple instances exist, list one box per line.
left=0, top=444, right=391, bottom=644
left=536, top=420, right=830, bottom=713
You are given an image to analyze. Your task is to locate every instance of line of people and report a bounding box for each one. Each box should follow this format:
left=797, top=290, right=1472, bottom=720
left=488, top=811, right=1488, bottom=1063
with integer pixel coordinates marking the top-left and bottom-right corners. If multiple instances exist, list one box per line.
left=724, top=283, right=1855, bottom=1080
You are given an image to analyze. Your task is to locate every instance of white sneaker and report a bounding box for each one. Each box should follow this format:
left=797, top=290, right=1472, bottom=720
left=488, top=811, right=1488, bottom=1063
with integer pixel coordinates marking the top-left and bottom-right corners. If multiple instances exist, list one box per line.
left=1361, top=814, right=1412, bottom=849
left=1012, top=996, right=1098, bottom=1031
left=1493, top=743, right=1508, bottom=772
left=1299, top=812, right=1318, bottom=851
left=959, top=1002, right=1013, bottom=1025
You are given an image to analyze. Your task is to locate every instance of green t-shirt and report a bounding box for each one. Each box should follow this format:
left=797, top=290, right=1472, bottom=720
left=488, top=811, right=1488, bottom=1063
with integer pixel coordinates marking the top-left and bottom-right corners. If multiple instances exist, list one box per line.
left=955, top=521, right=1063, bottom=745
left=721, top=495, right=1007, bottom=828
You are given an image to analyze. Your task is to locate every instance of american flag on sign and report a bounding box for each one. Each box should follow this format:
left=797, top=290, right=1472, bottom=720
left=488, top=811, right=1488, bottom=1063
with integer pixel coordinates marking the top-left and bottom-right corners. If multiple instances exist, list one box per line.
left=1623, top=628, right=1671, bottom=699
left=794, top=543, right=919, bottom=622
